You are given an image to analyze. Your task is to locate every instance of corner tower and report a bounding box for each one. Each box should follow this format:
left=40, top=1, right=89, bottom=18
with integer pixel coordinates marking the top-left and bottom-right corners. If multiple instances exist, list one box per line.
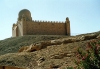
left=65, top=17, right=70, bottom=36
left=18, top=9, right=32, bottom=36
left=12, top=9, right=32, bottom=37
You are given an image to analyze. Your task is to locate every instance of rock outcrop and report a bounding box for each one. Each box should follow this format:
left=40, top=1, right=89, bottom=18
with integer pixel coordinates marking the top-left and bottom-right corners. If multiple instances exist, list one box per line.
left=18, top=31, right=100, bottom=52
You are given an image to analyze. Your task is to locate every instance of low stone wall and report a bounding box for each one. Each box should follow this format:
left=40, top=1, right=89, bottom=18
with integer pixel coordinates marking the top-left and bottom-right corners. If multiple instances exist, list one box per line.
left=0, top=66, right=23, bottom=69
left=0, top=66, right=3, bottom=69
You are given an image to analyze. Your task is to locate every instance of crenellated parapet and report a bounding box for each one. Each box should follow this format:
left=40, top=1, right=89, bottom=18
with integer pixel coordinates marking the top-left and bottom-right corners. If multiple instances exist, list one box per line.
left=32, top=20, right=65, bottom=23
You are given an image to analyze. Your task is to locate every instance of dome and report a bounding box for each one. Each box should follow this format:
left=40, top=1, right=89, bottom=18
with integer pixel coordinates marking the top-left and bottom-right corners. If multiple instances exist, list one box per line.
left=18, top=9, right=31, bottom=17
left=18, top=9, right=32, bottom=21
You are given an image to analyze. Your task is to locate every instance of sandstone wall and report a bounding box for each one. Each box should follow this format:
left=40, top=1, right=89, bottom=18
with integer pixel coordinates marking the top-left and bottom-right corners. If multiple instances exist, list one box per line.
left=12, top=25, right=18, bottom=37
left=17, top=21, right=23, bottom=36
left=12, top=21, right=23, bottom=37
left=0, top=66, right=23, bottom=69
left=65, top=21, right=70, bottom=36
left=26, top=21, right=66, bottom=35
left=12, top=18, right=70, bottom=37
left=0, top=66, right=3, bottom=69
left=5, top=66, right=23, bottom=69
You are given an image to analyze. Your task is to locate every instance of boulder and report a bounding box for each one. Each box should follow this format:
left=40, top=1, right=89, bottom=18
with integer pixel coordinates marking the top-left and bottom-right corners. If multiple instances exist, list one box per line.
left=40, top=41, right=51, bottom=47
left=18, top=44, right=42, bottom=52
left=62, top=38, right=76, bottom=44
left=50, top=40, right=62, bottom=45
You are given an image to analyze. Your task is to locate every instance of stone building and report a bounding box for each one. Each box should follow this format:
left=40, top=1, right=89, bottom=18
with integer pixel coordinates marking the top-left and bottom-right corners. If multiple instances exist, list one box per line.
left=12, top=9, right=70, bottom=37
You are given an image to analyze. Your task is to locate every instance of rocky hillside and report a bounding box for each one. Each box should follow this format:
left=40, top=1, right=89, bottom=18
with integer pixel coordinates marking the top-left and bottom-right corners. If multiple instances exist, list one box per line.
left=0, top=31, right=100, bottom=69
left=0, top=35, right=67, bottom=55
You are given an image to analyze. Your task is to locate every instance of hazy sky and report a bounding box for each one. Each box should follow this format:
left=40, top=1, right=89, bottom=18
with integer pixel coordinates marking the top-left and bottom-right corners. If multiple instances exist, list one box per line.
left=0, top=0, right=100, bottom=40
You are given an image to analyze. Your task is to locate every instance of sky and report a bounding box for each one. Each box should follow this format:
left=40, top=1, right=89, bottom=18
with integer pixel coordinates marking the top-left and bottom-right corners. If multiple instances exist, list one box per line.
left=0, top=0, right=100, bottom=40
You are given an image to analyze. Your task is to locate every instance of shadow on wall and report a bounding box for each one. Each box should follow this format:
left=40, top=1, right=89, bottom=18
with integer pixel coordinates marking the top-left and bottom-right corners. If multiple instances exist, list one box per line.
left=0, top=66, right=23, bottom=69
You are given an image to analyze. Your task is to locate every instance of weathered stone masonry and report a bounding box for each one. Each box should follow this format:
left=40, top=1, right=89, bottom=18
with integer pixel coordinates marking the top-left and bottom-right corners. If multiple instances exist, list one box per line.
left=12, top=9, right=70, bottom=37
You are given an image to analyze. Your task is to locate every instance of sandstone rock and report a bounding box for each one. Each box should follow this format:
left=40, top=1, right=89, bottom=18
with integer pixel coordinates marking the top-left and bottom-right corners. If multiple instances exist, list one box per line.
left=76, top=36, right=85, bottom=41
left=50, top=52, right=72, bottom=59
left=96, top=34, right=100, bottom=39
left=18, top=32, right=99, bottom=52
left=50, top=40, right=62, bottom=45
left=37, top=57, right=45, bottom=66
left=18, top=44, right=42, bottom=52
left=40, top=41, right=51, bottom=47
left=84, top=33, right=98, bottom=40
left=18, top=46, right=29, bottom=52
left=18, top=41, right=51, bottom=52
left=62, top=37, right=76, bottom=44
left=66, top=54, right=72, bottom=57
left=50, top=54, right=63, bottom=59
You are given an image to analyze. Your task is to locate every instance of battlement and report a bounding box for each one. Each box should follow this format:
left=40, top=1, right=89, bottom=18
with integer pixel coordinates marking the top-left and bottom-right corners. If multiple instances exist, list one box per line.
left=32, top=20, right=65, bottom=23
